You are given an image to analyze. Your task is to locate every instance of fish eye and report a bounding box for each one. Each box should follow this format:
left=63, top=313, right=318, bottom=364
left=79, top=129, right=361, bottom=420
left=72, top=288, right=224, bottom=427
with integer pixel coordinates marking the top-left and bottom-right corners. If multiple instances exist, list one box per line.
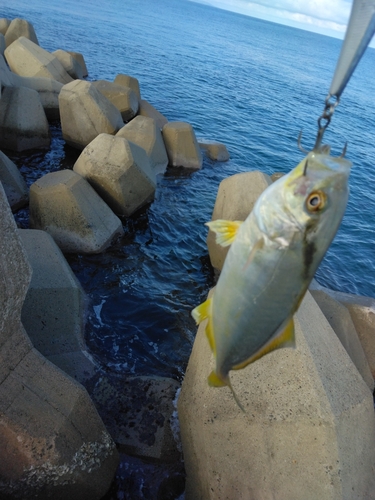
left=306, top=191, right=326, bottom=212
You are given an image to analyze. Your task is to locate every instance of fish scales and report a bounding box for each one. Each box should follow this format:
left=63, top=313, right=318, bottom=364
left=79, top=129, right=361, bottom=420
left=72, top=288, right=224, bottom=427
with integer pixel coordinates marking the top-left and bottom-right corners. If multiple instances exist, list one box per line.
left=192, top=150, right=351, bottom=409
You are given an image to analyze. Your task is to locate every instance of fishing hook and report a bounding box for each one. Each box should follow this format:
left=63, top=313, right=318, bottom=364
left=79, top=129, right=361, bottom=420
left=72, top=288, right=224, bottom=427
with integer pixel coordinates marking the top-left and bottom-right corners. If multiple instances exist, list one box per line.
left=312, top=94, right=339, bottom=151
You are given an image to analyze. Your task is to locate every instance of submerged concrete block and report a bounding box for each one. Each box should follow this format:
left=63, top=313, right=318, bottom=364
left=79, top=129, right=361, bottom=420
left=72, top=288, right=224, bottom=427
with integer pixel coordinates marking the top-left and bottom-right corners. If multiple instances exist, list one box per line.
left=92, top=79, right=138, bottom=122
left=0, top=150, right=28, bottom=210
left=0, top=86, right=50, bottom=152
left=29, top=169, right=124, bottom=254
left=199, top=140, right=230, bottom=161
left=207, top=170, right=272, bottom=271
left=73, top=133, right=156, bottom=216
left=114, top=73, right=141, bottom=100
left=92, top=375, right=181, bottom=462
left=162, top=121, right=202, bottom=169
left=0, top=183, right=118, bottom=499
left=139, top=99, right=168, bottom=129
left=116, top=115, right=168, bottom=175
left=59, top=80, right=124, bottom=150
left=178, top=291, right=375, bottom=500
left=52, top=49, right=83, bottom=79
left=19, top=229, right=96, bottom=383
left=0, top=54, right=63, bottom=120
left=4, top=18, right=39, bottom=47
left=67, top=50, right=88, bottom=77
left=5, top=36, right=72, bottom=84
left=311, top=289, right=374, bottom=391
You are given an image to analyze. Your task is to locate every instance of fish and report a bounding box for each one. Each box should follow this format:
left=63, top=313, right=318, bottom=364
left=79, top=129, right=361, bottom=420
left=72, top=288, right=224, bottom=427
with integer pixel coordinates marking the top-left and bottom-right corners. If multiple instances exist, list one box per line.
left=192, top=148, right=352, bottom=410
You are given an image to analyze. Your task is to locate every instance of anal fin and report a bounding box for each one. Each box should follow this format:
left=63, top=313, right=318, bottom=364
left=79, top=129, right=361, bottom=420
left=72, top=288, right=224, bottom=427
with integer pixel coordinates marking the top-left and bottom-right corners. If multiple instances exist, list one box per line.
left=233, top=316, right=295, bottom=371
left=192, top=297, right=216, bottom=354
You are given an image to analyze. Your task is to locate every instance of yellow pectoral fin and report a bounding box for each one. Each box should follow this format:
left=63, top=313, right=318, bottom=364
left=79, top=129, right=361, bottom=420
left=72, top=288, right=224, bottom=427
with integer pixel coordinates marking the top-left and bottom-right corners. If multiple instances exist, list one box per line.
left=232, top=317, right=295, bottom=371
left=205, top=219, right=243, bottom=247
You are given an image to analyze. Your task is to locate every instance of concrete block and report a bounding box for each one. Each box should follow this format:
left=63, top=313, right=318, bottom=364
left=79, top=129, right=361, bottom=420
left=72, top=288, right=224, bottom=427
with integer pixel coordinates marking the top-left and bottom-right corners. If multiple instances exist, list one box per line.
left=52, top=48, right=84, bottom=79
left=5, top=36, right=72, bottom=84
left=67, top=50, right=88, bottom=77
left=114, top=73, right=141, bottom=100
left=4, top=18, right=39, bottom=47
left=139, top=99, right=168, bottom=129
left=92, top=79, right=138, bottom=122
left=0, top=54, right=62, bottom=120
left=0, top=18, right=11, bottom=36
left=178, top=291, right=375, bottom=500
left=29, top=169, right=124, bottom=253
left=59, top=80, right=124, bottom=150
left=310, top=280, right=375, bottom=379
left=311, top=289, right=374, bottom=391
left=162, top=121, right=202, bottom=169
left=0, top=183, right=119, bottom=499
left=0, top=34, right=5, bottom=57
left=19, top=229, right=96, bottom=383
left=0, top=150, right=28, bottom=210
left=199, top=140, right=230, bottom=161
left=73, top=133, right=156, bottom=216
left=116, top=115, right=168, bottom=175
left=207, top=170, right=272, bottom=271
left=92, top=375, right=181, bottom=462
left=0, top=85, right=50, bottom=152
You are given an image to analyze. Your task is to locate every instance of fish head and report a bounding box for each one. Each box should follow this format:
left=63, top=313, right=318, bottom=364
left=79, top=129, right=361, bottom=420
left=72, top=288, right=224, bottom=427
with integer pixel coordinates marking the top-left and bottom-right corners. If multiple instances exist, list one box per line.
left=284, top=151, right=351, bottom=232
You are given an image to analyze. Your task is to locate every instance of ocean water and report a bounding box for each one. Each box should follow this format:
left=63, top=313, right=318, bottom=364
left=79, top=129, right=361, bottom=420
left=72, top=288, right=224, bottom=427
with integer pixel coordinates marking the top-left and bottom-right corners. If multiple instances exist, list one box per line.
left=2, top=0, right=375, bottom=497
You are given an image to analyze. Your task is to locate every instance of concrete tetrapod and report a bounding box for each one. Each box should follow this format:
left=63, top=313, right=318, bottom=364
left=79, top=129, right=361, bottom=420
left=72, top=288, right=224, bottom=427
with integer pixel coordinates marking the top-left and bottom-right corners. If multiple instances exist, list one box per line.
left=178, top=290, right=375, bottom=500
left=199, top=140, right=230, bottom=162
left=0, top=85, right=50, bottom=152
left=52, top=49, right=83, bottom=80
left=0, top=184, right=119, bottom=499
left=0, top=151, right=28, bottom=210
left=73, top=133, right=156, bottom=217
left=4, top=37, right=72, bottom=84
left=139, top=99, right=168, bottom=129
left=162, top=121, right=202, bottom=169
left=19, top=229, right=97, bottom=383
left=4, top=18, right=39, bottom=48
left=59, top=80, right=124, bottom=150
left=116, top=115, right=169, bottom=175
left=206, top=171, right=272, bottom=272
left=92, top=80, right=139, bottom=122
left=114, top=73, right=141, bottom=100
left=29, top=170, right=124, bottom=254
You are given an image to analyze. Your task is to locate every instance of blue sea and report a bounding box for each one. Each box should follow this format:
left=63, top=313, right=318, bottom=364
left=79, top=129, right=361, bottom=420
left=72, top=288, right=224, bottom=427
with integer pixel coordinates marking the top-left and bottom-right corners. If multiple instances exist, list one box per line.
left=2, top=0, right=375, bottom=497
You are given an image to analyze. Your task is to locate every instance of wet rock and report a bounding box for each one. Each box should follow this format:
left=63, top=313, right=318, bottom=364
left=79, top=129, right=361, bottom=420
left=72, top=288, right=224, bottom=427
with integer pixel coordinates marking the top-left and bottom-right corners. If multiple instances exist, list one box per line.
left=199, top=141, right=230, bottom=162
left=19, top=229, right=97, bottom=383
left=4, top=18, right=39, bottom=47
left=73, top=133, right=156, bottom=217
left=206, top=170, right=272, bottom=271
left=0, top=150, right=28, bottom=210
left=0, top=183, right=119, bottom=500
left=0, top=86, right=50, bottom=152
left=29, top=169, right=124, bottom=254
left=114, top=73, right=141, bottom=100
left=59, top=80, right=124, bottom=150
left=139, top=99, right=168, bottom=129
left=90, top=375, right=181, bottom=462
left=178, top=290, right=375, bottom=500
left=5, top=36, right=72, bottom=83
left=52, top=48, right=84, bottom=79
left=0, top=54, right=63, bottom=121
left=116, top=115, right=168, bottom=175
left=162, top=121, right=202, bottom=169
left=92, top=79, right=138, bottom=122
left=310, top=289, right=374, bottom=391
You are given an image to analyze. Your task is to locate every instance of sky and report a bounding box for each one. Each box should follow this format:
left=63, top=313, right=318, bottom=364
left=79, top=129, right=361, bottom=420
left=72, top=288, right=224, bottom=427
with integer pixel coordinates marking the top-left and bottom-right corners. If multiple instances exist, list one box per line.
left=191, top=0, right=375, bottom=46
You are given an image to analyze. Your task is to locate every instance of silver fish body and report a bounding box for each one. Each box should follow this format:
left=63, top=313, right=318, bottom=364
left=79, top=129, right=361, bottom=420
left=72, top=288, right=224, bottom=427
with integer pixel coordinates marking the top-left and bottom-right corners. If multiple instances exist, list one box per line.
left=192, top=151, right=351, bottom=398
